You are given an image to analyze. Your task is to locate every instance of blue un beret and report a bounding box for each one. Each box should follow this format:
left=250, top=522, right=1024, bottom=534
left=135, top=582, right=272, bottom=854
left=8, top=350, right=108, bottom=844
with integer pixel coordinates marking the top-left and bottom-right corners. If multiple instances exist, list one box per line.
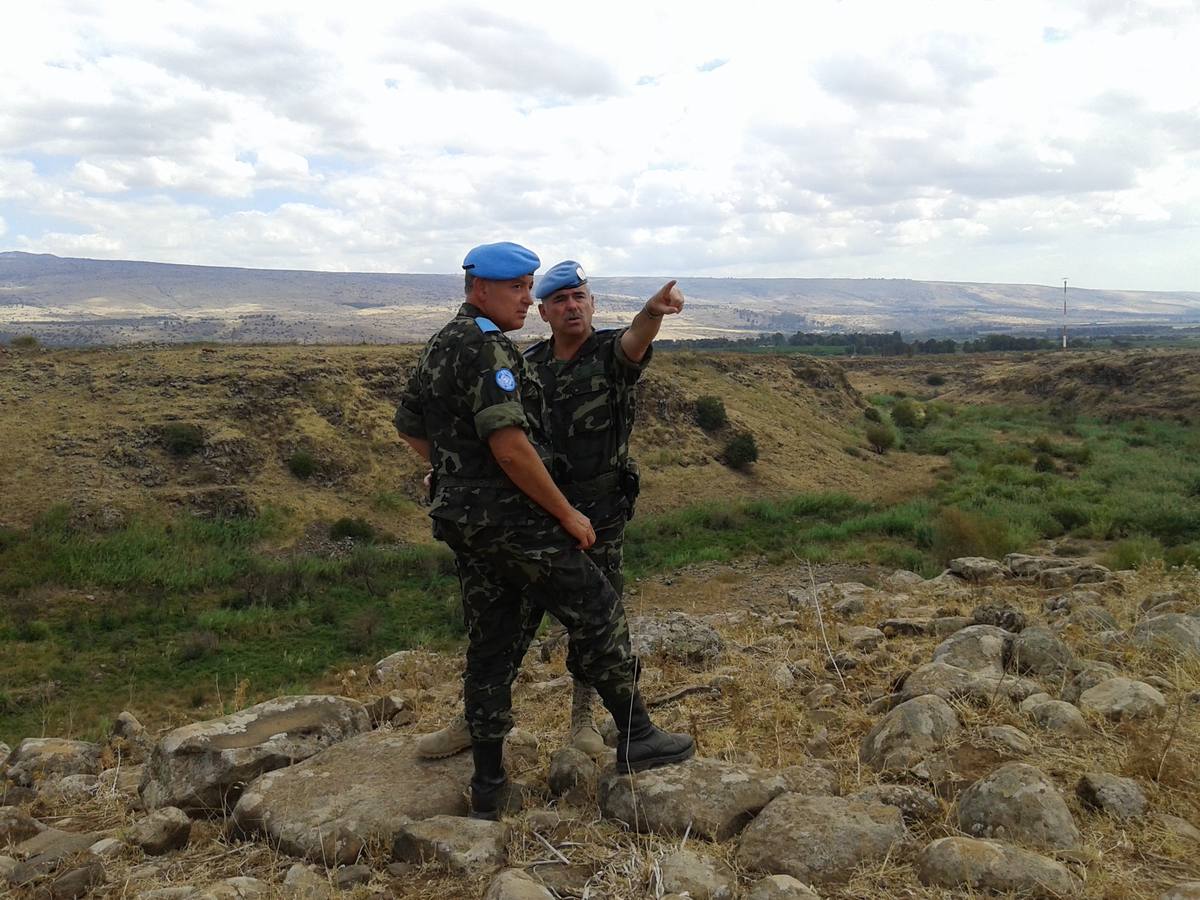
left=462, top=242, right=540, bottom=280
left=536, top=259, right=588, bottom=300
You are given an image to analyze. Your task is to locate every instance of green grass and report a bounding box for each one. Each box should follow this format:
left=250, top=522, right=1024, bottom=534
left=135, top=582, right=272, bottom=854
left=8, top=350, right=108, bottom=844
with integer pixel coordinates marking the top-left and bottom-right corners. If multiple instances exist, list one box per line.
left=7, top=397, right=1200, bottom=742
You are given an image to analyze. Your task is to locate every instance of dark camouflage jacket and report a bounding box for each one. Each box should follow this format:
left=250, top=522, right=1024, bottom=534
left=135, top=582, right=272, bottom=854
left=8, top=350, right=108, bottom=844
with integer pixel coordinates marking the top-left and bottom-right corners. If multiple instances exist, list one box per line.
left=394, top=303, right=551, bottom=525
left=523, top=328, right=650, bottom=519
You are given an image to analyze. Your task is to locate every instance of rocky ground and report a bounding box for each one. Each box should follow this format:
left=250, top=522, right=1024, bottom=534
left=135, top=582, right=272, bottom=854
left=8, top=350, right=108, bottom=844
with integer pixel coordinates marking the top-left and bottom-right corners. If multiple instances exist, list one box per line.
left=3, top=553, right=1200, bottom=899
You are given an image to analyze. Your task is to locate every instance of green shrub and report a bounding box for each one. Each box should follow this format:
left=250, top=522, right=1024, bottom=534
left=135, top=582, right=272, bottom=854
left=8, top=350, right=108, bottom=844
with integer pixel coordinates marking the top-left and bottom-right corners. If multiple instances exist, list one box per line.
left=1033, top=453, right=1057, bottom=473
left=1058, top=443, right=1092, bottom=465
left=1164, top=542, right=1200, bottom=568
left=864, top=407, right=882, bottom=423
left=1104, top=535, right=1164, bottom=570
left=891, top=398, right=926, bottom=429
left=287, top=450, right=317, bottom=479
left=721, top=432, right=758, bottom=470
left=10, top=335, right=39, bottom=349
left=694, top=395, right=728, bottom=431
left=1031, top=434, right=1055, bottom=454
left=177, top=630, right=219, bottom=662
left=925, top=373, right=946, bottom=387
left=865, top=422, right=896, bottom=454
left=330, top=517, right=377, bottom=543
left=1048, top=502, right=1090, bottom=532
left=931, top=507, right=1024, bottom=564
left=161, top=423, right=205, bottom=457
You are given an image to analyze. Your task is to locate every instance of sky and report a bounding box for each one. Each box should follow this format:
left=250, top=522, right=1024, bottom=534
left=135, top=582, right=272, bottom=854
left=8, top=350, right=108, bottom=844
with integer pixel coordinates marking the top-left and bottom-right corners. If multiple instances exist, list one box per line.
left=1, top=0, right=1198, bottom=290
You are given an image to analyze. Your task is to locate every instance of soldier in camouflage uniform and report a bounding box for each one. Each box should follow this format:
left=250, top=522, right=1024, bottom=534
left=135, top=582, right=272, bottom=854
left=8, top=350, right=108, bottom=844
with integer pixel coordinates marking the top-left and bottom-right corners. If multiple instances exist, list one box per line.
left=394, top=242, right=693, bottom=820
left=416, top=259, right=684, bottom=759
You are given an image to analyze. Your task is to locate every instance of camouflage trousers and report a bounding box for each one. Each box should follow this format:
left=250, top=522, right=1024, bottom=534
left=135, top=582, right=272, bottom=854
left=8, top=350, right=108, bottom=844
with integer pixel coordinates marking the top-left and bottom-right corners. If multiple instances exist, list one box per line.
left=544, top=514, right=625, bottom=644
left=434, top=516, right=636, bottom=742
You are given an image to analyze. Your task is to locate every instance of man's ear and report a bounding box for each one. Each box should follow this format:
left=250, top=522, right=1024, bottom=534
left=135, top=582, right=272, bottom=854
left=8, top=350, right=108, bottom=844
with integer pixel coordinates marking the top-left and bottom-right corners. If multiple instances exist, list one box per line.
left=537, top=303, right=550, bottom=323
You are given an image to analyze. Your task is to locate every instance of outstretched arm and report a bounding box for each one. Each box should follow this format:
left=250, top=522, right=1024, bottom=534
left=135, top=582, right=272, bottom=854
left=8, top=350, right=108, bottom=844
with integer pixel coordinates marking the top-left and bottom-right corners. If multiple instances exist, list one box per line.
left=487, top=426, right=595, bottom=549
left=621, top=280, right=685, bottom=363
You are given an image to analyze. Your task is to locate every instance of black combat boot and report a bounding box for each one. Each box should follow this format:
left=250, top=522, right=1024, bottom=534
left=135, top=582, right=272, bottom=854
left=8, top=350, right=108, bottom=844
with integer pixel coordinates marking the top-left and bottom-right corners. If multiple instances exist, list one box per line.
left=610, top=691, right=695, bottom=774
left=468, top=739, right=522, bottom=820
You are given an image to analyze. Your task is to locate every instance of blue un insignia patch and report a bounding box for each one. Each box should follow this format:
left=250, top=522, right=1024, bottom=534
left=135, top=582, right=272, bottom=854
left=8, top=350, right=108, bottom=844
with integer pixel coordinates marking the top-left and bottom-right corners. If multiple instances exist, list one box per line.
left=495, top=368, right=517, bottom=392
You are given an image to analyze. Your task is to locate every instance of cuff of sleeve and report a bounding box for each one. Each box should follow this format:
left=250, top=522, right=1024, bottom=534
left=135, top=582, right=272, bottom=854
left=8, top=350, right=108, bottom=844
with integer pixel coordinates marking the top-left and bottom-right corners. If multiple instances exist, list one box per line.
left=394, top=407, right=427, bottom=439
left=614, top=331, right=653, bottom=372
left=474, top=402, right=529, bottom=438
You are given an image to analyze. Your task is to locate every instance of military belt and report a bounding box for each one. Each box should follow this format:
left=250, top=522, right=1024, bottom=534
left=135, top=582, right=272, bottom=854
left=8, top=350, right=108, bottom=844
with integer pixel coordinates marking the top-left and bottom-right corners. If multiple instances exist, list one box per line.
left=437, top=474, right=511, bottom=489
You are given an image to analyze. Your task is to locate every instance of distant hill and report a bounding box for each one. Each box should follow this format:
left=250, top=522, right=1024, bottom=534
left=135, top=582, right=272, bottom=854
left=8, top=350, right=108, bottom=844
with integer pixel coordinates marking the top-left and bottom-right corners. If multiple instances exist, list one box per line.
left=3, top=251, right=1199, bottom=346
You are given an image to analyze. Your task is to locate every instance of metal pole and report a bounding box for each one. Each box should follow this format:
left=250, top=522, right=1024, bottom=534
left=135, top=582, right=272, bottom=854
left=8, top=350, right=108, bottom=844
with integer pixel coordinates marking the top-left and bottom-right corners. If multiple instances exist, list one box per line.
left=1062, top=277, right=1068, bottom=349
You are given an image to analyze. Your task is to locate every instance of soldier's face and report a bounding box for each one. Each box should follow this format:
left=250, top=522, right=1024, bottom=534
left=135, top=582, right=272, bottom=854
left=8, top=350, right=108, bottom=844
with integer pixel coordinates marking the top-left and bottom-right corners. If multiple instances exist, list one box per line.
left=538, top=285, right=594, bottom=340
left=476, top=275, right=535, bottom=331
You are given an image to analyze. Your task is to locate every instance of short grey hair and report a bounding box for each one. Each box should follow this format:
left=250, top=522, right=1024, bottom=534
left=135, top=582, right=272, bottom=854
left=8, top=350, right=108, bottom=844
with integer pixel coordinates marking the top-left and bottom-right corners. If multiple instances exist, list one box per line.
left=464, top=272, right=475, bottom=295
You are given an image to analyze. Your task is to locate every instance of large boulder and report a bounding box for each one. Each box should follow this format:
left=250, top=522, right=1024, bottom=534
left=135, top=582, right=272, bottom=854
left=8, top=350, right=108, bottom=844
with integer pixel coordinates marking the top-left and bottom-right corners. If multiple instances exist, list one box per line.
left=659, top=847, right=737, bottom=900
left=916, top=836, right=1081, bottom=897
left=859, top=695, right=961, bottom=773
left=899, top=661, right=1039, bottom=705
left=129, top=807, right=192, bottom=855
left=1062, top=661, right=1121, bottom=704
left=738, top=794, right=907, bottom=885
left=1131, top=614, right=1200, bottom=656
left=1007, top=626, right=1074, bottom=677
left=1026, top=700, right=1091, bottom=737
left=600, top=757, right=837, bottom=841
left=1005, top=554, right=1069, bottom=578
left=140, top=695, right=370, bottom=812
left=0, top=806, right=43, bottom=845
left=1078, top=677, right=1167, bottom=721
left=931, top=625, right=1010, bottom=674
left=849, top=784, right=941, bottom=824
left=627, top=613, right=724, bottom=664
left=484, top=869, right=555, bottom=900
left=956, top=763, right=1081, bottom=850
left=4, top=739, right=101, bottom=788
left=948, top=557, right=1006, bottom=583
left=232, top=731, right=471, bottom=865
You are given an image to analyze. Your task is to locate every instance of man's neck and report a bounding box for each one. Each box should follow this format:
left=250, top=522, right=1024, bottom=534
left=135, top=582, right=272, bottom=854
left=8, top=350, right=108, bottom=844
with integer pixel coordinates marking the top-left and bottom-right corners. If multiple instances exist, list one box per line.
left=552, top=330, right=592, bottom=361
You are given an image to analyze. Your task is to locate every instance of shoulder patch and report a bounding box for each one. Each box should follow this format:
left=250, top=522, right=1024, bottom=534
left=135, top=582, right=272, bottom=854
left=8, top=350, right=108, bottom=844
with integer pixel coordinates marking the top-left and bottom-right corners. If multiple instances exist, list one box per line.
left=475, top=316, right=501, bottom=334
left=495, top=368, right=517, bottom=392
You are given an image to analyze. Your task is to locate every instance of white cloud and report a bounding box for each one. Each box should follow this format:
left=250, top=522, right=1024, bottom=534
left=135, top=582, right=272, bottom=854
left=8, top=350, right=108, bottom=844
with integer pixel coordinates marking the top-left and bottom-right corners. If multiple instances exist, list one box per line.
left=0, top=0, right=1197, bottom=290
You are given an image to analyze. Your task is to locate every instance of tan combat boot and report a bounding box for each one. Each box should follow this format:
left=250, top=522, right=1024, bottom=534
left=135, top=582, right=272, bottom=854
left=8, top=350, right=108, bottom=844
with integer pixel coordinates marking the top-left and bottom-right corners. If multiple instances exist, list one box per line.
left=569, top=680, right=607, bottom=756
left=416, top=711, right=472, bottom=759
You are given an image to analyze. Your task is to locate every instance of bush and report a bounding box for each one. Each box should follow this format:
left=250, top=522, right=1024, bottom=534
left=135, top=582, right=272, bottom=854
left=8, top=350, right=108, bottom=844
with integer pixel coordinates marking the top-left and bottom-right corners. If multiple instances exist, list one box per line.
left=925, top=373, right=946, bottom=386
left=890, top=398, right=926, bottom=429
left=330, top=517, right=377, bottom=543
left=721, top=432, right=758, bottom=470
left=161, top=423, right=205, bottom=457
left=864, top=407, right=882, bottom=423
left=1048, top=502, right=1090, bottom=532
left=1033, top=453, right=1057, bottom=473
left=931, top=507, right=1024, bottom=564
left=1031, top=434, right=1055, bottom=454
left=1104, top=535, right=1164, bottom=570
left=177, top=629, right=219, bottom=662
left=10, top=335, right=39, bottom=349
left=287, top=449, right=317, bottom=479
left=694, top=396, right=728, bottom=431
left=865, top=422, right=896, bottom=454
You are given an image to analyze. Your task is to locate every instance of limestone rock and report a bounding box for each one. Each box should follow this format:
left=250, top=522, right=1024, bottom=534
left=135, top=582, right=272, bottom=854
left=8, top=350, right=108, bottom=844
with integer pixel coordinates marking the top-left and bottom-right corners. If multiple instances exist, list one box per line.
left=365, top=693, right=414, bottom=727
left=548, top=747, right=598, bottom=803
left=660, top=847, right=737, bottom=900
left=882, top=570, right=925, bottom=591
left=900, top=661, right=1039, bottom=704
left=393, top=815, right=509, bottom=876
left=1038, top=563, right=1110, bottom=588
left=1131, top=614, right=1200, bottom=656
left=930, top=615, right=974, bottom=636
left=850, top=784, right=941, bottom=823
left=745, top=874, right=821, bottom=899
left=11, top=828, right=101, bottom=881
left=99, top=764, right=144, bottom=806
left=1079, top=677, right=1166, bottom=721
left=1027, top=700, right=1091, bottom=737
left=978, top=725, right=1033, bottom=756
left=484, top=868, right=555, bottom=900
left=140, top=695, right=370, bottom=812
left=46, top=856, right=106, bottom=899
left=42, top=774, right=100, bottom=803
left=129, top=807, right=192, bottom=855
left=0, top=805, right=43, bottom=844
left=1157, top=813, right=1200, bottom=844
left=1076, top=773, right=1148, bottom=820
left=600, top=756, right=837, bottom=841
left=88, top=837, right=125, bottom=859
left=190, top=876, right=270, bottom=899
left=738, top=793, right=907, bottom=885
left=332, top=864, right=370, bottom=889
left=948, top=557, right=1006, bottom=583
left=373, top=649, right=442, bottom=684
left=1005, top=553, right=1068, bottom=578
left=972, top=603, right=1027, bottom=632
left=859, top=695, right=961, bottom=773
left=1062, top=662, right=1121, bottom=704
left=1161, top=884, right=1200, bottom=900
left=232, top=731, right=471, bottom=865
left=113, top=711, right=146, bottom=741
left=283, top=863, right=331, bottom=900
left=916, top=836, right=1081, bottom=897
left=932, top=624, right=1010, bottom=673
left=628, top=612, right=724, bottom=663
left=1067, top=605, right=1118, bottom=630
left=956, top=763, right=1081, bottom=850
left=1007, top=626, right=1074, bottom=677
left=4, top=739, right=101, bottom=788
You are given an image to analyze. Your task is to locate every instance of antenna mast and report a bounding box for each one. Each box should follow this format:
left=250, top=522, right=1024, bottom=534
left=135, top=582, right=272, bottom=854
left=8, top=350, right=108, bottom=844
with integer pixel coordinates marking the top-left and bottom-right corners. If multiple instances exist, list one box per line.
left=1061, top=277, right=1068, bottom=349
